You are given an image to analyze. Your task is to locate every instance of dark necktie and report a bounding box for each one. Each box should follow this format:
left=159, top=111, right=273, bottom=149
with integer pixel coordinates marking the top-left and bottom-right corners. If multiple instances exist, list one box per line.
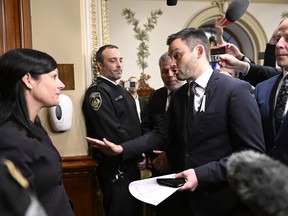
left=186, top=82, right=197, bottom=134
left=275, top=75, right=288, bottom=132
left=166, top=91, right=174, bottom=111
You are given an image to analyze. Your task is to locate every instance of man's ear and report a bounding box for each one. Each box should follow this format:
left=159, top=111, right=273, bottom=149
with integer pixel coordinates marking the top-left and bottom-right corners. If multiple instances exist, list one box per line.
left=195, top=45, right=204, bottom=59
left=21, top=73, right=34, bottom=90
left=96, top=62, right=103, bottom=71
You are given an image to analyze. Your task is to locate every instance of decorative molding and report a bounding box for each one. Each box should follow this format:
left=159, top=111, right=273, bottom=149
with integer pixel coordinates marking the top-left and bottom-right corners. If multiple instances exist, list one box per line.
left=186, top=5, right=267, bottom=64
left=89, top=0, right=110, bottom=82
left=211, top=0, right=230, bottom=15
left=90, top=0, right=99, bottom=81
left=122, top=8, right=163, bottom=82
left=101, top=0, right=110, bottom=45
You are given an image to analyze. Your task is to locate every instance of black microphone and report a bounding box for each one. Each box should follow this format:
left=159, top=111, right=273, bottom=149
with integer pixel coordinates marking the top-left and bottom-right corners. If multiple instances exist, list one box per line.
left=226, top=150, right=288, bottom=216
left=225, top=0, right=250, bottom=22
left=167, top=0, right=177, bottom=6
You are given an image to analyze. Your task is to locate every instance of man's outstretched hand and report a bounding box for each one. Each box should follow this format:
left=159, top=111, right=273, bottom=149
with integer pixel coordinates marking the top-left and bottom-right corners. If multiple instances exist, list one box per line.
left=85, top=137, right=123, bottom=155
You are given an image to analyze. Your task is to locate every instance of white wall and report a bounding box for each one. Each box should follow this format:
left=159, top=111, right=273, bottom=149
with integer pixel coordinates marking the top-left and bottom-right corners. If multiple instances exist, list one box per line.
left=108, top=0, right=286, bottom=89
left=31, top=0, right=88, bottom=156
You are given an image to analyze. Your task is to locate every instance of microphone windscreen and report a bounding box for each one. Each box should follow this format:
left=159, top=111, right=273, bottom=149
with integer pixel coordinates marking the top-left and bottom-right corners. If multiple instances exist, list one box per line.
left=167, top=0, right=177, bottom=6
left=227, top=150, right=288, bottom=216
left=225, top=0, right=250, bottom=22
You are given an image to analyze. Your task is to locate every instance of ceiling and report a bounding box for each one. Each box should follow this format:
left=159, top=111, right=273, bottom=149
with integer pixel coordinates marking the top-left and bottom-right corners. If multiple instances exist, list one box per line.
left=148, top=0, right=288, bottom=3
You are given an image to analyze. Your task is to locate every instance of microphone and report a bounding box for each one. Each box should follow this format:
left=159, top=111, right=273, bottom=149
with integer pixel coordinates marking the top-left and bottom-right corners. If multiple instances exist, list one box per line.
left=225, top=0, right=250, bottom=22
left=167, top=0, right=177, bottom=6
left=226, top=150, right=288, bottom=216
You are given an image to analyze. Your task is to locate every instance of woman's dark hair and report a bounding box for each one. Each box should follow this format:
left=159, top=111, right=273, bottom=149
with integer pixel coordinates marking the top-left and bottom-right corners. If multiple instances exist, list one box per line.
left=0, top=48, right=57, bottom=139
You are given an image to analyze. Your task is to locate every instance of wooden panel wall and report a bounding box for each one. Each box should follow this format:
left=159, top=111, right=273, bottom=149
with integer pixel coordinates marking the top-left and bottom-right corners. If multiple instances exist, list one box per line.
left=62, top=156, right=105, bottom=216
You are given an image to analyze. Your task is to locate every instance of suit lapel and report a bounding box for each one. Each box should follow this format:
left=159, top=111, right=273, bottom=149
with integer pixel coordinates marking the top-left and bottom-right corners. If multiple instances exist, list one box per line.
left=202, top=71, right=218, bottom=111
left=191, top=71, right=218, bottom=129
left=180, top=83, right=190, bottom=142
left=269, top=77, right=280, bottom=137
left=186, top=71, right=219, bottom=141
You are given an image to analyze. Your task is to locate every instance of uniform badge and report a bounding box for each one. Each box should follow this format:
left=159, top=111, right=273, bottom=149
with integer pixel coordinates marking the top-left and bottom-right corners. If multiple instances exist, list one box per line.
left=89, top=92, right=102, bottom=111
left=115, top=95, right=123, bottom=101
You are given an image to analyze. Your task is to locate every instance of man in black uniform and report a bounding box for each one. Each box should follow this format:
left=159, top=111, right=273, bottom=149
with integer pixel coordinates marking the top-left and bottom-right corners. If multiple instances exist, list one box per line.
left=82, top=45, right=142, bottom=216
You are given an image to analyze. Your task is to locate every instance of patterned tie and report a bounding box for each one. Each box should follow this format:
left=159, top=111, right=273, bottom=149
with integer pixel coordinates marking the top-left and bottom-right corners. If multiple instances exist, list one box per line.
left=188, top=82, right=197, bottom=114
left=186, top=82, right=197, bottom=133
left=275, top=75, right=288, bottom=132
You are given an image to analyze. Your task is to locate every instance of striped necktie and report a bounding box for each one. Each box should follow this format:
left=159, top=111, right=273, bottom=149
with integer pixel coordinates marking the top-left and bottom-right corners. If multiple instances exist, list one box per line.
left=275, top=75, right=288, bottom=132
left=186, top=82, right=197, bottom=134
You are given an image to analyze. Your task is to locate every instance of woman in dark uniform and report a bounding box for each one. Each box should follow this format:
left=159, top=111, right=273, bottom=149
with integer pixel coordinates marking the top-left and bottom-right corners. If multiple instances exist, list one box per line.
left=0, top=48, right=74, bottom=216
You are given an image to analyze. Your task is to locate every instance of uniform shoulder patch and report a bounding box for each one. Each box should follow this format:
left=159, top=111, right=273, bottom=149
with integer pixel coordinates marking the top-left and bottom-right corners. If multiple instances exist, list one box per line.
left=89, top=92, right=102, bottom=111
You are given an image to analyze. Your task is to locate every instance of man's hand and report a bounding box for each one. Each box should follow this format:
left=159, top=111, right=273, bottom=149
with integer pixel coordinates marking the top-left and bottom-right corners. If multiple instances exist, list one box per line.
left=85, top=137, right=123, bottom=155
left=174, top=169, right=198, bottom=192
left=137, top=153, right=147, bottom=170
left=215, top=16, right=226, bottom=46
left=152, top=151, right=171, bottom=174
left=224, top=43, right=244, bottom=60
left=219, top=54, right=249, bottom=74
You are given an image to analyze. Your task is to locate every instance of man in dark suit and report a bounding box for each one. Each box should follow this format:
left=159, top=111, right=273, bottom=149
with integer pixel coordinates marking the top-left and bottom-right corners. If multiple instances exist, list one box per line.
left=126, top=76, right=149, bottom=171
left=142, top=52, right=185, bottom=134
left=126, top=76, right=149, bottom=124
left=254, top=18, right=288, bottom=166
left=141, top=53, right=185, bottom=216
left=86, top=28, right=265, bottom=216
left=141, top=52, right=185, bottom=175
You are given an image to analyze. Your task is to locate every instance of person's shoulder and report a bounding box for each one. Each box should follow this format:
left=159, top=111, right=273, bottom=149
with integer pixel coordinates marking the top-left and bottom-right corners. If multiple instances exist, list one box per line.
left=256, top=74, right=280, bottom=89
left=86, top=78, right=117, bottom=94
left=0, top=121, right=29, bottom=145
left=151, top=87, right=166, bottom=96
left=0, top=120, right=19, bottom=132
left=217, top=71, right=244, bottom=84
left=214, top=72, right=253, bottom=92
left=148, top=87, right=161, bottom=99
left=87, top=78, right=105, bottom=90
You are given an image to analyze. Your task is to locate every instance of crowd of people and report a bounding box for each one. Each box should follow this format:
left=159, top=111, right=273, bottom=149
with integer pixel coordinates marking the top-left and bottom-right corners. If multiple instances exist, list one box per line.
left=0, top=15, right=287, bottom=216
left=85, top=17, right=288, bottom=216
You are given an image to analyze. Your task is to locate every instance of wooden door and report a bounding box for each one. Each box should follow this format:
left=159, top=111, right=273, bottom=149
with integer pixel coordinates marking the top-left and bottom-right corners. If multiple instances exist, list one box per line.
left=0, top=0, right=32, bottom=55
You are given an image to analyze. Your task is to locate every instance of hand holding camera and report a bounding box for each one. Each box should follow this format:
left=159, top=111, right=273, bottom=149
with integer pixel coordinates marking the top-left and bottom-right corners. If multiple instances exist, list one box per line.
left=210, top=46, right=226, bottom=63
left=124, top=81, right=136, bottom=88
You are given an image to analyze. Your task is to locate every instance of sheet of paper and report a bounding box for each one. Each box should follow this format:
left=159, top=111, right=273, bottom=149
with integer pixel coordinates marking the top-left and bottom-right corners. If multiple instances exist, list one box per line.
left=128, top=173, right=180, bottom=206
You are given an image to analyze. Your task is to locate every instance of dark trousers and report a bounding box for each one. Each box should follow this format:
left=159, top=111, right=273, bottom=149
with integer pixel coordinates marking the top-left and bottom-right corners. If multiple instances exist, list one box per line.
left=97, top=162, right=141, bottom=216
left=145, top=191, right=192, bottom=216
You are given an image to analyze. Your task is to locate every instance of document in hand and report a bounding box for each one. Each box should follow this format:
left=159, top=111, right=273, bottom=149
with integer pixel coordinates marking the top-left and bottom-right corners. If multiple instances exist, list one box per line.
left=128, top=173, right=180, bottom=206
